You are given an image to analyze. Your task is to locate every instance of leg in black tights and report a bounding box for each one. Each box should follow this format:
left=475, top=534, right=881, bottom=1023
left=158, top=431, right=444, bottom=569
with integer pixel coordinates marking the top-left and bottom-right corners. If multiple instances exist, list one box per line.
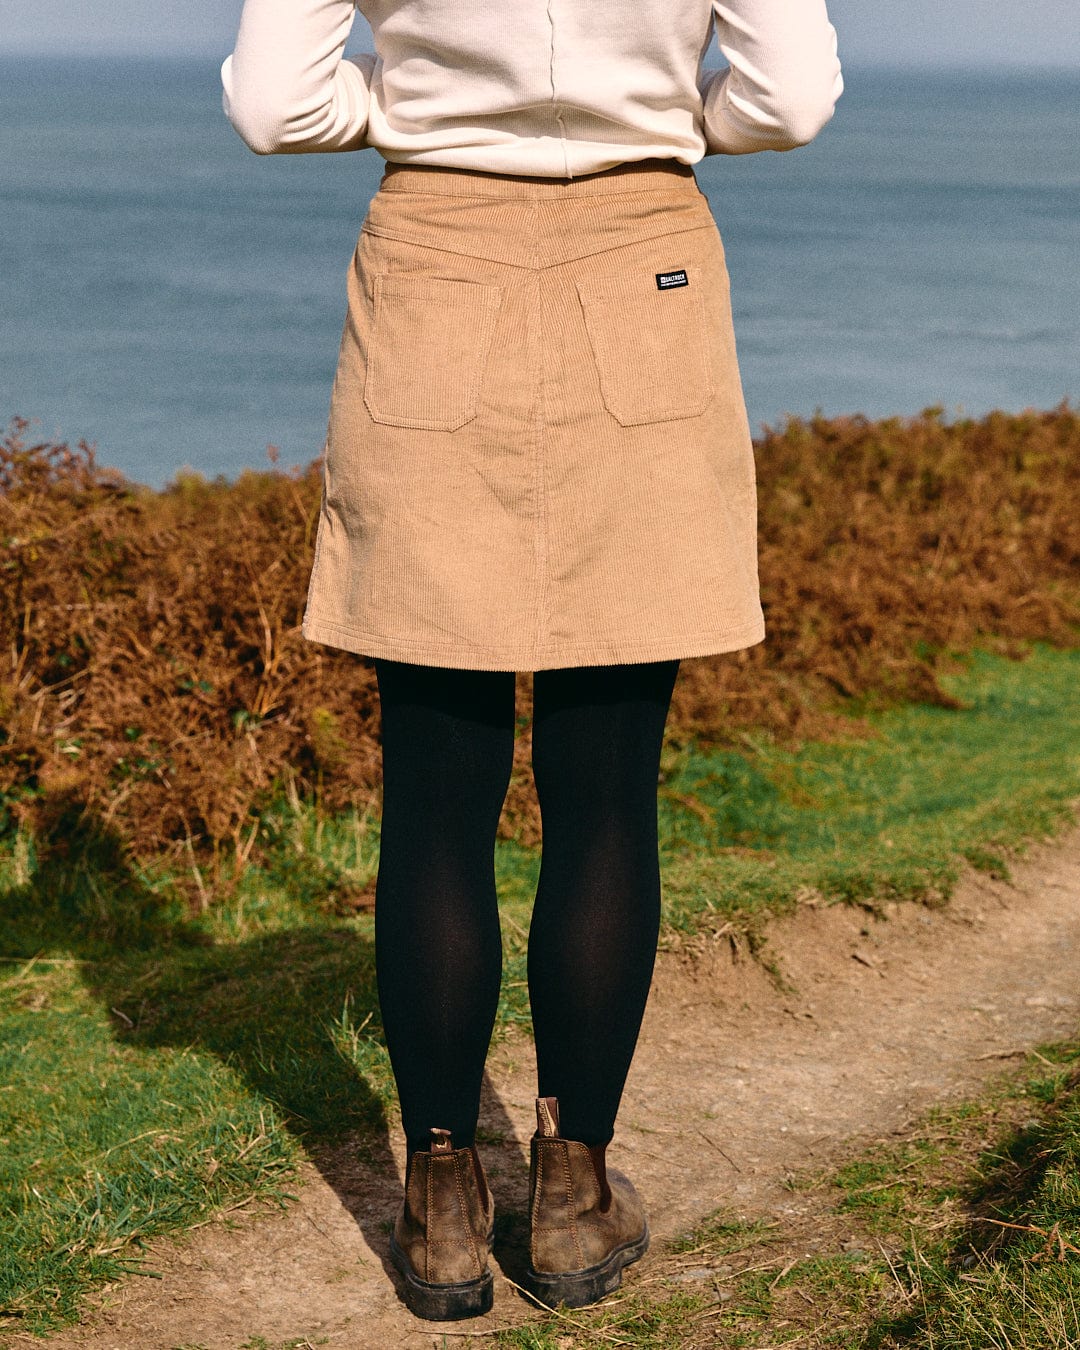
left=528, top=660, right=679, bottom=1146
left=373, top=659, right=516, bottom=1156
left=372, top=657, right=679, bottom=1156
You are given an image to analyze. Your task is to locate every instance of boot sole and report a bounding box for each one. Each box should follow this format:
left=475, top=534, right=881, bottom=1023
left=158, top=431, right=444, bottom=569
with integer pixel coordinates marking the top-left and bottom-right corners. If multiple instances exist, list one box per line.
left=524, top=1222, right=650, bottom=1309
left=389, top=1232, right=495, bottom=1321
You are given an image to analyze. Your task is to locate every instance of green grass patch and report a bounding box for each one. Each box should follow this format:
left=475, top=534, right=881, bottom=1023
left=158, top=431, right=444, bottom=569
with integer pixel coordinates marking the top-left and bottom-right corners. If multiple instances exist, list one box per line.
left=1, top=643, right=1079, bottom=1335
left=0, top=961, right=296, bottom=1334
left=658, top=644, right=1080, bottom=939
left=855, top=1040, right=1080, bottom=1349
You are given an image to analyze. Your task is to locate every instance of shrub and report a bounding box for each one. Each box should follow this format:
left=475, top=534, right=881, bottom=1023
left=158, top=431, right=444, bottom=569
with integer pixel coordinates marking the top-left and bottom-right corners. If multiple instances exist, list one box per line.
left=2, top=403, right=1078, bottom=893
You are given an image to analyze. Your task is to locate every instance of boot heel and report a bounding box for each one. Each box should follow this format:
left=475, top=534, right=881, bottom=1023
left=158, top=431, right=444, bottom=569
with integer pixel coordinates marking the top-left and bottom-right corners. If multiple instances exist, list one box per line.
left=526, top=1097, right=650, bottom=1310
left=391, top=1127, right=496, bottom=1322
left=525, top=1223, right=650, bottom=1308
left=390, top=1234, right=495, bottom=1320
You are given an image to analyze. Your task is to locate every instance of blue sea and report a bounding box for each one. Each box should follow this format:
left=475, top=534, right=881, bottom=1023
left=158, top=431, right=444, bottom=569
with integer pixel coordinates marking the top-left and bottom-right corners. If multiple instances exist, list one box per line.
left=1, top=57, right=1077, bottom=490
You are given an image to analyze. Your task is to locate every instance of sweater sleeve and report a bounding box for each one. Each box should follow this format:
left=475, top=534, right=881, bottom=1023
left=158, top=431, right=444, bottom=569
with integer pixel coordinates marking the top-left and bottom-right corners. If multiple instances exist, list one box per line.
left=221, top=0, right=375, bottom=155
left=699, top=0, right=843, bottom=155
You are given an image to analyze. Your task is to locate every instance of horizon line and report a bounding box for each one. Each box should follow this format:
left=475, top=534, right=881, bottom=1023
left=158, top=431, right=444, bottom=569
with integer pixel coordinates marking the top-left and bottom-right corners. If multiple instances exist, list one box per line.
left=1, top=48, right=1078, bottom=73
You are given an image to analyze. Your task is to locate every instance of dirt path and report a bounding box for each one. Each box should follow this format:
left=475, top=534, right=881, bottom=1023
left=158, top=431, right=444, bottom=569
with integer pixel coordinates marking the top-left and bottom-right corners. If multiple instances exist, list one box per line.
left=29, top=823, right=1080, bottom=1350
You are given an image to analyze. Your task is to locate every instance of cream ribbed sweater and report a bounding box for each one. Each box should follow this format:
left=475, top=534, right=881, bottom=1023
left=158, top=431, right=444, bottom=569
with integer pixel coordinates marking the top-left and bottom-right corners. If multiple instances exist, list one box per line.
left=222, top=0, right=842, bottom=177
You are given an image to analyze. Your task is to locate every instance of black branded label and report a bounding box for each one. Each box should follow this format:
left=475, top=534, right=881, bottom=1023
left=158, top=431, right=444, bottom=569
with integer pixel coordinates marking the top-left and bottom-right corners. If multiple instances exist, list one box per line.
left=655, top=268, right=689, bottom=290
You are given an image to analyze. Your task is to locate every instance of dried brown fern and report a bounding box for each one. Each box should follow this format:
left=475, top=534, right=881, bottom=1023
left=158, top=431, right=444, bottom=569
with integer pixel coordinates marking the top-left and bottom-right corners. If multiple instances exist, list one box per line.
left=2, top=403, right=1078, bottom=895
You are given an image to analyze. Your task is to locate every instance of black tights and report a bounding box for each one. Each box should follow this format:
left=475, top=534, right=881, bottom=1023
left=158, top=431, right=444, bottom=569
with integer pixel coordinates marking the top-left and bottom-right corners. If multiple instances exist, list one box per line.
left=373, top=657, right=680, bottom=1154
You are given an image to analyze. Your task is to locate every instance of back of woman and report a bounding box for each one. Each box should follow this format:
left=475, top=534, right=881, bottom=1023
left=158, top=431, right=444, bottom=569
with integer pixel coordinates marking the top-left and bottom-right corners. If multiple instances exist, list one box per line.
left=222, top=0, right=843, bottom=1325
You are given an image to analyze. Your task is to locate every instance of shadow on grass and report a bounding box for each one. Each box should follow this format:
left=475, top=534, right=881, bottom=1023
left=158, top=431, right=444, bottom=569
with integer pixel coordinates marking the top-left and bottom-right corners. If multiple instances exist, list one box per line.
left=864, top=1057, right=1080, bottom=1349
left=0, top=788, right=529, bottom=1308
left=949, top=1061, right=1080, bottom=1269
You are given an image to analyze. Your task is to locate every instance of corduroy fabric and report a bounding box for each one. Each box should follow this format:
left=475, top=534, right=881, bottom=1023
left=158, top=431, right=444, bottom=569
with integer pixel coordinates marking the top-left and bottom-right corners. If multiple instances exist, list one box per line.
left=301, top=157, right=765, bottom=672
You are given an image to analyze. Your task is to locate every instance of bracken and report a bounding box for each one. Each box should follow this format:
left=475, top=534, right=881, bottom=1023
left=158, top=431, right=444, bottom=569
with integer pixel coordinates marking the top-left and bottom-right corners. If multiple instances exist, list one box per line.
left=2, top=403, right=1078, bottom=893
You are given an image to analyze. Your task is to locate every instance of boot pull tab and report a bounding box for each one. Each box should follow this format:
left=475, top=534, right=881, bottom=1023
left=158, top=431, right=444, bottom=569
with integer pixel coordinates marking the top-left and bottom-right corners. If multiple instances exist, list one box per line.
left=536, top=1096, right=561, bottom=1138
left=430, top=1127, right=454, bottom=1154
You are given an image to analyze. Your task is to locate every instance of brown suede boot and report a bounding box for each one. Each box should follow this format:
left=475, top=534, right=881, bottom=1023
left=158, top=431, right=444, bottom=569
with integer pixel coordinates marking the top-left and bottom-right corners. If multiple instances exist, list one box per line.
left=525, top=1096, right=649, bottom=1308
left=389, top=1126, right=495, bottom=1320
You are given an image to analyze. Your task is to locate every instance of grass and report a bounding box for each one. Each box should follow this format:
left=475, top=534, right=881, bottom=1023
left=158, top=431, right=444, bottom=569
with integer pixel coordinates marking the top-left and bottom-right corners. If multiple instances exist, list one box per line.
left=0, top=967, right=296, bottom=1332
left=658, top=643, right=1080, bottom=940
left=831, top=1038, right=1080, bottom=1349
left=1, top=642, right=1079, bottom=1335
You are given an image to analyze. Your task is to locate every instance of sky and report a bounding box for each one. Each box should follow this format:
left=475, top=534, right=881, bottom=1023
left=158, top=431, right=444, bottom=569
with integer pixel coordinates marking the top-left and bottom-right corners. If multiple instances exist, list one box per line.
left=4, top=0, right=1080, bottom=68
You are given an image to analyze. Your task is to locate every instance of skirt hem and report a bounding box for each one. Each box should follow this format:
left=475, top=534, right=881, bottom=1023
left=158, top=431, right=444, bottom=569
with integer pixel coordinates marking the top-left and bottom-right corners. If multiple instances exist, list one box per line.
left=300, top=612, right=766, bottom=672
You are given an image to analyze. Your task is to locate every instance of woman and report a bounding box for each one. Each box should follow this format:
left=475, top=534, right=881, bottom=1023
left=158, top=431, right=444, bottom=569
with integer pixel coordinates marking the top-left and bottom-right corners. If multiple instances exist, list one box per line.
left=222, top=0, right=842, bottom=1323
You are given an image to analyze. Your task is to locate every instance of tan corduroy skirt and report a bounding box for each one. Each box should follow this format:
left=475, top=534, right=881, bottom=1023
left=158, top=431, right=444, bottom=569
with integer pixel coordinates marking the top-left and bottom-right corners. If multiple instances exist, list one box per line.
left=301, top=156, right=765, bottom=672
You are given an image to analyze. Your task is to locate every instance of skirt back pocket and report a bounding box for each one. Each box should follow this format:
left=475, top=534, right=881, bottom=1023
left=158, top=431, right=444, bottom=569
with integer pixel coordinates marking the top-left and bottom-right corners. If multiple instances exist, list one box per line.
left=576, top=270, right=714, bottom=426
left=364, top=273, right=503, bottom=431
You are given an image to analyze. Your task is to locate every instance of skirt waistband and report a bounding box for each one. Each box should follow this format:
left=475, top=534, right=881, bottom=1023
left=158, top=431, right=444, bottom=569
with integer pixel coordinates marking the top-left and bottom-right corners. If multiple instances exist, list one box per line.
left=377, top=156, right=700, bottom=199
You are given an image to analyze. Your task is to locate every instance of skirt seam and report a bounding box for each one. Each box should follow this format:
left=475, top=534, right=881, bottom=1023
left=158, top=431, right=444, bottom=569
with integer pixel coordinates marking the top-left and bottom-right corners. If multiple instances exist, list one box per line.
left=375, top=179, right=701, bottom=202
left=533, top=201, right=550, bottom=654
left=360, top=223, right=533, bottom=270
left=359, top=220, right=716, bottom=272
left=301, top=612, right=766, bottom=665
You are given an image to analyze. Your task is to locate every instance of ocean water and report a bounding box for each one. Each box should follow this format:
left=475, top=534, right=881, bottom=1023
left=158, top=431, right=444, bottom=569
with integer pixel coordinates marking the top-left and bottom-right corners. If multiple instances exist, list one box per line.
left=1, top=57, right=1077, bottom=490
